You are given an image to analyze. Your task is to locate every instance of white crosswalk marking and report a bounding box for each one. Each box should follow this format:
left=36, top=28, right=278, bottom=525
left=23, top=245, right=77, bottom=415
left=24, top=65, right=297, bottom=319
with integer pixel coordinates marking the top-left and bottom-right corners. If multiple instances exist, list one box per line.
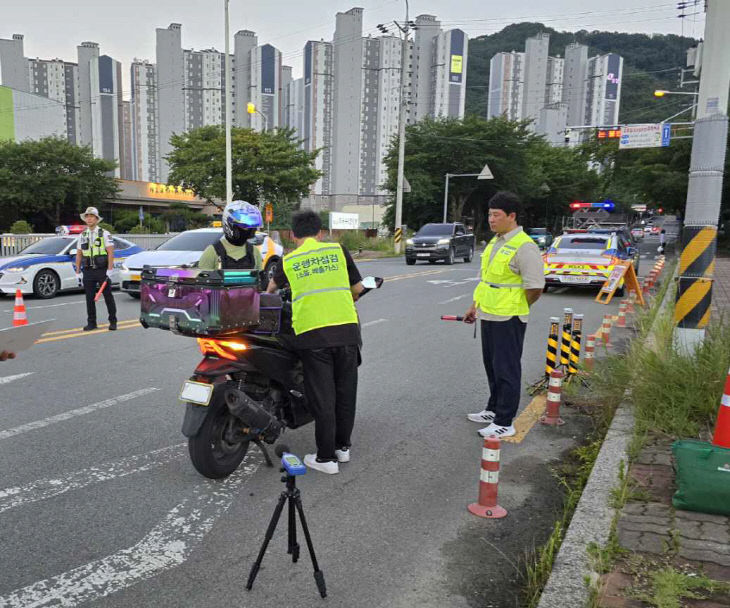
left=0, top=459, right=260, bottom=607
left=0, top=443, right=185, bottom=514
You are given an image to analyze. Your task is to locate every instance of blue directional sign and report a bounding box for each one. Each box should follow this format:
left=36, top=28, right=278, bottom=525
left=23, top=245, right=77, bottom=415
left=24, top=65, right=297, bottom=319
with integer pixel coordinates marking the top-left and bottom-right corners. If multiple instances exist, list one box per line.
left=661, top=123, right=671, bottom=147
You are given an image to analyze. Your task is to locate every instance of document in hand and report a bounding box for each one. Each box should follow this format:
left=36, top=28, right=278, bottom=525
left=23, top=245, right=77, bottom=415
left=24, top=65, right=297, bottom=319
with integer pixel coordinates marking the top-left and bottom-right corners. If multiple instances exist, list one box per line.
left=0, top=320, right=53, bottom=354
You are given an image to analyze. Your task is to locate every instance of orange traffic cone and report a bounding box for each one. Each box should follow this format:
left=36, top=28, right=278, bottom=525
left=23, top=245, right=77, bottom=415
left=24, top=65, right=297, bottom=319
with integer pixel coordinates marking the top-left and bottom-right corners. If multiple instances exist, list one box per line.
left=712, top=367, right=730, bottom=449
left=13, top=289, right=28, bottom=326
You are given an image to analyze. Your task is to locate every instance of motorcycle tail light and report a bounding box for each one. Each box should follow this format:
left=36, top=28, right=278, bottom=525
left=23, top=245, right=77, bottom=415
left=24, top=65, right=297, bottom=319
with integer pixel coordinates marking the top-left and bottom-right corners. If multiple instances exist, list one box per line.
left=197, top=338, right=247, bottom=360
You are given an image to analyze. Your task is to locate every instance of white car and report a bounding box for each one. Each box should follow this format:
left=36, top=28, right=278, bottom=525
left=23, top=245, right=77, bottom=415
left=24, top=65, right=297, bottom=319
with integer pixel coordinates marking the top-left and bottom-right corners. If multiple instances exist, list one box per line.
left=119, top=228, right=284, bottom=297
left=0, top=236, right=143, bottom=299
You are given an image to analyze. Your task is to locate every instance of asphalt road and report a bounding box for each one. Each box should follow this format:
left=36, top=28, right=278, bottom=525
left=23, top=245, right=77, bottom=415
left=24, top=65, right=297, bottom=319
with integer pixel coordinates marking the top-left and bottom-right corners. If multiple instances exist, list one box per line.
left=0, top=231, right=670, bottom=608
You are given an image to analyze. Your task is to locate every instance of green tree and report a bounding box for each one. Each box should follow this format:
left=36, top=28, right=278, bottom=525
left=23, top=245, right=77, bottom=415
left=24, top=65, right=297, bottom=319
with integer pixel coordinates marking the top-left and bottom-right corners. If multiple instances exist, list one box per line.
left=161, top=202, right=209, bottom=232
left=9, top=220, right=33, bottom=234
left=382, top=115, right=599, bottom=237
left=167, top=126, right=321, bottom=219
left=0, top=137, right=118, bottom=231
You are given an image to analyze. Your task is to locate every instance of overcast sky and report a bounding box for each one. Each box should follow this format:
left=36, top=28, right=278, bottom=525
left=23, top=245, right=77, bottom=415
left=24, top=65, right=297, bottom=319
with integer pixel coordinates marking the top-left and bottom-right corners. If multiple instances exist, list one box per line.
left=2, top=0, right=704, bottom=95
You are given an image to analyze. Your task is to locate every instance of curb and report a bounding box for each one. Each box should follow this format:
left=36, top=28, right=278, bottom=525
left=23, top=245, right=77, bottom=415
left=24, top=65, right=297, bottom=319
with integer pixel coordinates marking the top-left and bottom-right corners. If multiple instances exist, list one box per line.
left=537, top=262, right=677, bottom=608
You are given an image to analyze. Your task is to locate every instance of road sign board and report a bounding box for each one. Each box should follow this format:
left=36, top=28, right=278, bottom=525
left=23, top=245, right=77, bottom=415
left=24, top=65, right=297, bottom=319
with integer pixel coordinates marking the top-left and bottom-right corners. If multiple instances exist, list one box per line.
left=330, top=212, right=359, bottom=230
left=477, top=163, right=494, bottom=180
left=403, top=176, right=411, bottom=193
left=264, top=203, right=273, bottom=224
left=619, top=124, right=672, bottom=149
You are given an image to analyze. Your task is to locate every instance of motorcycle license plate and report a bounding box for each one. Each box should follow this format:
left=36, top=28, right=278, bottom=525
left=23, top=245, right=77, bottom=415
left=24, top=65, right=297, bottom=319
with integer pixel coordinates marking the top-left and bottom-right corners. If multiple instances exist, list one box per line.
left=180, top=380, right=213, bottom=406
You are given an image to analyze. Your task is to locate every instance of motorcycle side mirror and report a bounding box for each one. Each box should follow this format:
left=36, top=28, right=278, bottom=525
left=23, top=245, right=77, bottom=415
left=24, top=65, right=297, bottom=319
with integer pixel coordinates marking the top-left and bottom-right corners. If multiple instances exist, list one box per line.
left=362, top=276, right=383, bottom=290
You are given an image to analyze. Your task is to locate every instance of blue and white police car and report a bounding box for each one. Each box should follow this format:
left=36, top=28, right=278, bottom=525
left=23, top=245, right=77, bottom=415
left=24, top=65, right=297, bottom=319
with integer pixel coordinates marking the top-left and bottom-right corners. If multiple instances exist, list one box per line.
left=0, top=236, right=144, bottom=299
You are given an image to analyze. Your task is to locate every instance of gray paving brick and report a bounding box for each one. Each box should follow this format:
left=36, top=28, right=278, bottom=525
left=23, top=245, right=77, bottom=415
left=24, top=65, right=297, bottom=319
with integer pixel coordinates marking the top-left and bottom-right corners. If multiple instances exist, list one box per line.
left=675, top=518, right=703, bottom=539
left=620, top=513, right=672, bottom=528
left=678, top=537, right=730, bottom=555
left=618, top=519, right=672, bottom=535
left=617, top=527, right=642, bottom=551
left=644, top=502, right=672, bottom=518
left=700, top=522, right=730, bottom=543
left=678, top=546, right=730, bottom=567
left=642, top=532, right=671, bottom=554
left=675, top=509, right=730, bottom=525
left=623, top=502, right=646, bottom=516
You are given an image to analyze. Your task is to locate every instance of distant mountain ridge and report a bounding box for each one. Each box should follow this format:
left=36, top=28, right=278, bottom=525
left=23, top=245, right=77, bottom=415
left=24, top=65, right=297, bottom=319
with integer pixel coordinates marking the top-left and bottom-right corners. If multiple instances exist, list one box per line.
left=465, top=22, right=699, bottom=125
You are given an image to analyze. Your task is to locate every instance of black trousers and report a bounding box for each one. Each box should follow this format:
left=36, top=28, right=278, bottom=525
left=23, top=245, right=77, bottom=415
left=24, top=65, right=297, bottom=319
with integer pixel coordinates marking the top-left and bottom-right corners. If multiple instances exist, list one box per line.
left=481, top=317, right=527, bottom=427
left=299, top=345, right=359, bottom=461
left=82, top=267, right=117, bottom=325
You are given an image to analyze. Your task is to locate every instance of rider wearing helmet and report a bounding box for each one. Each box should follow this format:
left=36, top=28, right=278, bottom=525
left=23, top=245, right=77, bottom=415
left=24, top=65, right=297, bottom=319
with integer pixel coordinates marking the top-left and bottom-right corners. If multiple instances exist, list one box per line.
left=198, top=200, right=264, bottom=270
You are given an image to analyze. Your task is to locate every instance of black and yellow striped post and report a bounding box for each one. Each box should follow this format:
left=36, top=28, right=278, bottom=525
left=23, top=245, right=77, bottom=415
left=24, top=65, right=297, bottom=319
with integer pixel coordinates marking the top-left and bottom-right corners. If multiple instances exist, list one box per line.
left=675, top=226, right=716, bottom=335
left=568, top=314, right=583, bottom=376
left=560, top=308, right=573, bottom=370
left=394, top=227, right=403, bottom=246
left=544, top=317, right=560, bottom=378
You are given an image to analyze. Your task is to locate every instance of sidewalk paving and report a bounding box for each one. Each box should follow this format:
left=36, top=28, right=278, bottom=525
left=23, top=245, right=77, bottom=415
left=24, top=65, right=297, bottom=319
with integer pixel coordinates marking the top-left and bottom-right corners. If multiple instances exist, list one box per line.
left=599, top=437, right=730, bottom=607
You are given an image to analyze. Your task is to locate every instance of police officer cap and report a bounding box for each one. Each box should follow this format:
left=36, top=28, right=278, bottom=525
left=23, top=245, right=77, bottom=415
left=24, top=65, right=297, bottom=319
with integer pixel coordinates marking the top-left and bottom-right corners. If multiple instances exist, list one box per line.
left=81, top=206, right=102, bottom=222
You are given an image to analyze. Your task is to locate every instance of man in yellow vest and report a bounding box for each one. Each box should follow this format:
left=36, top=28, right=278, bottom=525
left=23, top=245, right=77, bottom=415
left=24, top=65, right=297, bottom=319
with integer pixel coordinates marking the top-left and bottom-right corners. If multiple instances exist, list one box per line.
left=74, top=207, right=117, bottom=331
left=464, top=192, right=545, bottom=438
left=267, top=210, right=364, bottom=474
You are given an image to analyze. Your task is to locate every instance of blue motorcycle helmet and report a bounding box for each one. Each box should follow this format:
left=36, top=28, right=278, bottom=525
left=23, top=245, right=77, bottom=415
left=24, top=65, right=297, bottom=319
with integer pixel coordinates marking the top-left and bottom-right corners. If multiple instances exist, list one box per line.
left=222, top=200, right=263, bottom=245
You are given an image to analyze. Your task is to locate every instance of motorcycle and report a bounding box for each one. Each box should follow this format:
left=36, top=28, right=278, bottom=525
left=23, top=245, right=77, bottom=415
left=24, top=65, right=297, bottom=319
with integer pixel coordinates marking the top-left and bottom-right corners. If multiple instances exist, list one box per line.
left=179, top=276, right=383, bottom=479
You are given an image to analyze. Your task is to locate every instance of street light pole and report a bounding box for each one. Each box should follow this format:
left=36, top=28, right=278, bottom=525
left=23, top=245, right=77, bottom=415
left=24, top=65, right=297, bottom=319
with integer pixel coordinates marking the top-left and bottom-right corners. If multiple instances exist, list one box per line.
left=442, top=173, right=450, bottom=223
left=393, top=0, right=409, bottom=254
left=224, top=0, right=233, bottom=205
left=674, top=0, right=730, bottom=352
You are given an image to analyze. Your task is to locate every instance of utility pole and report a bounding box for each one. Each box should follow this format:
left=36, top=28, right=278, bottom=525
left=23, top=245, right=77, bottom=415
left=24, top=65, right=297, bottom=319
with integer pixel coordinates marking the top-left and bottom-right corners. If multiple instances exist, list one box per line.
left=674, top=0, right=730, bottom=351
left=224, top=0, right=233, bottom=205
left=393, top=0, right=409, bottom=254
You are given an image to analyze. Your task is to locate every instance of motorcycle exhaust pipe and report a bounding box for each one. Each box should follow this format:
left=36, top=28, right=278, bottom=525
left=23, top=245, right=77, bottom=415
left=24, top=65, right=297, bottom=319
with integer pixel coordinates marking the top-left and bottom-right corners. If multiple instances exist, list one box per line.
left=225, top=387, right=282, bottom=443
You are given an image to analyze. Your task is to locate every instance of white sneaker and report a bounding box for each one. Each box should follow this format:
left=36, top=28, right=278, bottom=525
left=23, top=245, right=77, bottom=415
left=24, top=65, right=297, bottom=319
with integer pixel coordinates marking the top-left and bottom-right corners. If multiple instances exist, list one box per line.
left=477, top=423, right=516, bottom=438
left=304, top=453, right=339, bottom=474
left=467, top=409, right=496, bottom=424
left=335, top=448, right=350, bottom=463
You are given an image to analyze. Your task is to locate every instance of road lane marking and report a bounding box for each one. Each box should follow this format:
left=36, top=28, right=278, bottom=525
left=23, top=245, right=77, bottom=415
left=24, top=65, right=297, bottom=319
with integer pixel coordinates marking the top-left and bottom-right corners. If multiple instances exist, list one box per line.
left=2, top=300, right=85, bottom=313
left=0, top=443, right=185, bottom=514
left=36, top=320, right=140, bottom=343
left=439, top=294, right=471, bottom=305
left=0, top=458, right=260, bottom=607
left=0, top=387, right=159, bottom=441
left=501, top=394, right=547, bottom=444
left=0, top=373, right=34, bottom=385
left=361, top=318, right=387, bottom=328
left=386, top=268, right=459, bottom=281
left=40, top=319, right=138, bottom=337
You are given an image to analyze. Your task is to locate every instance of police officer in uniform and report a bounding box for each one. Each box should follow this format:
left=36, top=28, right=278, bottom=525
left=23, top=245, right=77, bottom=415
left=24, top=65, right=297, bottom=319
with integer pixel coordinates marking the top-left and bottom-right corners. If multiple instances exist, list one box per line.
left=74, top=207, right=117, bottom=331
left=464, top=192, right=545, bottom=438
left=198, top=200, right=263, bottom=271
left=267, top=210, right=364, bottom=475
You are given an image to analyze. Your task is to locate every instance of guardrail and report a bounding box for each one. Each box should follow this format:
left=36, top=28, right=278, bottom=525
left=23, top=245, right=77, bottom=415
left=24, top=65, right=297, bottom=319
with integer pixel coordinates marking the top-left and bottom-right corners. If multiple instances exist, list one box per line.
left=0, top=233, right=178, bottom=256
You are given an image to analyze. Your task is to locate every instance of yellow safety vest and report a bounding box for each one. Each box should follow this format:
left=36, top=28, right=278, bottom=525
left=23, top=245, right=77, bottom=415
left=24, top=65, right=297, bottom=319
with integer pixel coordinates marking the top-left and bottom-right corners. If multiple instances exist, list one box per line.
left=81, top=228, right=108, bottom=258
left=473, top=230, right=533, bottom=318
left=283, top=238, right=358, bottom=336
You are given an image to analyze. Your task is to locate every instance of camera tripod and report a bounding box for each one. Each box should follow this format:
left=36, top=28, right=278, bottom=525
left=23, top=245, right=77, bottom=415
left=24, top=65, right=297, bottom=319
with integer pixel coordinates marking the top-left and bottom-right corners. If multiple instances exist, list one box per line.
left=246, top=470, right=327, bottom=598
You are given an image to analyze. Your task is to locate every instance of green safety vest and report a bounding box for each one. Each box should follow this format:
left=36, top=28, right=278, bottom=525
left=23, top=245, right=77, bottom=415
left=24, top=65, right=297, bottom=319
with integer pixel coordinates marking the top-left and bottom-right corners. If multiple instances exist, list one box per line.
left=283, top=238, right=358, bottom=336
left=81, top=228, right=108, bottom=258
left=473, top=230, right=533, bottom=318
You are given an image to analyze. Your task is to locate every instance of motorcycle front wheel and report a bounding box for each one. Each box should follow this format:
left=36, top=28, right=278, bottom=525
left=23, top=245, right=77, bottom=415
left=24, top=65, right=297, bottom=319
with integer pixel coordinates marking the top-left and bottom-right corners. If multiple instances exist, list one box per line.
left=188, top=387, right=250, bottom=479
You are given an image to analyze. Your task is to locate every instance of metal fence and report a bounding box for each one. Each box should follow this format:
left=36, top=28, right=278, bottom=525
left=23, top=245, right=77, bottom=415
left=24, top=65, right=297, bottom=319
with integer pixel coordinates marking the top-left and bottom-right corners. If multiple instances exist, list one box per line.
left=0, top=233, right=177, bottom=256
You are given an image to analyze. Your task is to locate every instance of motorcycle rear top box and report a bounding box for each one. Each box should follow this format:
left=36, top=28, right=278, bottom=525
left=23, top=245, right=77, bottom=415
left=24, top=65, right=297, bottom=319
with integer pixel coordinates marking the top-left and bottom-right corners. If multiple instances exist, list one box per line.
left=140, top=267, right=281, bottom=336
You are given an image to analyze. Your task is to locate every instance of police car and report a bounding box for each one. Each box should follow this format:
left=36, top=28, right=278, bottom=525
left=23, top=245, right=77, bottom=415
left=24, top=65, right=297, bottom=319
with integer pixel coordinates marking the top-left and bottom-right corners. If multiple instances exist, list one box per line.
left=543, top=230, right=639, bottom=295
left=0, top=236, right=143, bottom=299
left=119, top=228, right=284, bottom=297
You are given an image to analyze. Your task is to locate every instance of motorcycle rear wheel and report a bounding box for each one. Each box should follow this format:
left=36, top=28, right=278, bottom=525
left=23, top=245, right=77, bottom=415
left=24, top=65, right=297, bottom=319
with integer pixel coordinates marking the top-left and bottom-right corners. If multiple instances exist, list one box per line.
left=188, top=388, right=250, bottom=479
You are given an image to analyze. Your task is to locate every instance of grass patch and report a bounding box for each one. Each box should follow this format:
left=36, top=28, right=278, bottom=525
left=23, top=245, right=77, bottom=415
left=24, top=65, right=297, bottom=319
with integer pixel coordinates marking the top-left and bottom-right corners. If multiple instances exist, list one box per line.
left=634, top=566, right=729, bottom=608
left=521, top=435, right=607, bottom=608
left=335, top=231, right=396, bottom=255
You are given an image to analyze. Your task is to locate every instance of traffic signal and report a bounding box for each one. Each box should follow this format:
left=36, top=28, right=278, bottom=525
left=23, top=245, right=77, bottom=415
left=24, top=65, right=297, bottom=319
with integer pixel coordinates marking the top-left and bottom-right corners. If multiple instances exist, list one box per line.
left=658, top=208, right=664, bottom=214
